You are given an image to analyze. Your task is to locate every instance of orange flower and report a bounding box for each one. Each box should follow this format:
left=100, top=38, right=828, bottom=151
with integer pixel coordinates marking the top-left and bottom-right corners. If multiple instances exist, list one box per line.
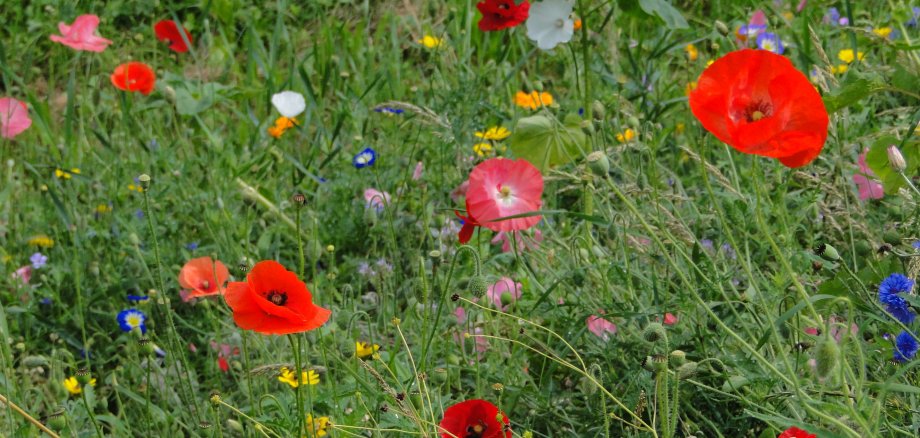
left=514, top=91, right=553, bottom=110
left=111, top=62, right=156, bottom=95
left=178, top=257, right=230, bottom=301
left=223, top=261, right=331, bottom=335
left=573, top=18, right=582, bottom=30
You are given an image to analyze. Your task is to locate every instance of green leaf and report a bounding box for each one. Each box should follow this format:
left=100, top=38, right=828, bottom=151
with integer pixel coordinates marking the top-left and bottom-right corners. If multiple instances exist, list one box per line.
left=866, top=136, right=919, bottom=194
left=175, top=83, right=229, bottom=116
left=822, top=73, right=882, bottom=113
left=638, top=0, right=688, bottom=29
left=509, top=114, right=587, bottom=172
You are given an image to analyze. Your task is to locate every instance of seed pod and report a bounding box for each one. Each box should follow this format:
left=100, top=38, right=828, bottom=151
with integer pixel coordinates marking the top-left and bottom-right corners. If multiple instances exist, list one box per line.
left=669, top=350, right=687, bottom=367
left=469, top=275, right=489, bottom=298
left=586, top=151, right=610, bottom=177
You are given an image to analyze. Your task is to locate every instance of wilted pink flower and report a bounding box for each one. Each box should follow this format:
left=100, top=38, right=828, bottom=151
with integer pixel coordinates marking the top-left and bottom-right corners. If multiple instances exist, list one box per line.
left=12, top=265, right=31, bottom=284
left=487, top=277, right=522, bottom=311
left=449, top=180, right=469, bottom=203
left=49, top=14, right=113, bottom=52
left=363, top=188, right=391, bottom=211
left=586, top=314, right=617, bottom=341
left=663, top=313, right=678, bottom=326
left=853, top=148, right=883, bottom=201
left=0, top=98, right=32, bottom=139
left=412, top=161, right=424, bottom=180
left=491, top=229, right=543, bottom=253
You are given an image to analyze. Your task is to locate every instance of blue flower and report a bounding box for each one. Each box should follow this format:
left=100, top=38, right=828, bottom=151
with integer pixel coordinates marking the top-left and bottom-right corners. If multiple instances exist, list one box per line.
left=185, top=242, right=199, bottom=251
left=30, top=252, right=48, bottom=269
left=40, top=297, right=52, bottom=305
left=738, top=24, right=766, bottom=39
left=912, top=241, right=920, bottom=251
left=117, top=309, right=148, bottom=334
left=127, top=294, right=150, bottom=303
left=134, top=209, right=145, bottom=219
left=374, top=106, right=404, bottom=116
left=879, top=273, right=916, bottom=325
left=756, top=33, right=784, bottom=54
left=894, top=331, right=919, bottom=362
left=908, top=7, right=920, bottom=27
left=353, top=147, right=377, bottom=169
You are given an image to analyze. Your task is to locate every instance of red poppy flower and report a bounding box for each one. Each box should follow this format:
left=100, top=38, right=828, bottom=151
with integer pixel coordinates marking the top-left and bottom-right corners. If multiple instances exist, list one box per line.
left=688, top=49, right=828, bottom=168
left=178, top=257, right=230, bottom=302
left=154, top=20, right=193, bottom=53
left=110, top=62, right=156, bottom=95
left=477, top=0, right=530, bottom=32
left=223, top=260, right=331, bottom=335
left=778, top=426, right=816, bottom=438
left=438, top=399, right=511, bottom=438
left=455, top=200, right=481, bottom=244
left=466, top=157, right=543, bottom=232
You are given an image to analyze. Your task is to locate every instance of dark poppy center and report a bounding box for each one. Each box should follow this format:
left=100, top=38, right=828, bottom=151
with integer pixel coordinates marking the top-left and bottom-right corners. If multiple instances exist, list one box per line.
left=465, top=422, right=486, bottom=438
left=744, top=101, right=774, bottom=122
left=266, top=290, right=288, bottom=306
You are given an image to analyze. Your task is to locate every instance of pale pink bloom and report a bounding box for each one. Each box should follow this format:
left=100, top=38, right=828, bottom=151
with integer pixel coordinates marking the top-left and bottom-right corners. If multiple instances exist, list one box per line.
left=663, top=313, right=678, bottom=326
left=188, top=343, right=198, bottom=353
left=466, top=158, right=543, bottom=232
left=586, top=314, right=617, bottom=341
left=796, top=0, right=807, bottom=13
left=454, top=306, right=467, bottom=324
left=363, top=188, right=391, bottom=211
left=487, top=277, right=522, bottom=311
left=412, top=161, right=424, bottom=180
left=853, top=148, right=883, bottom=200
left=0, top=98, right=32, bottom=139
left=12, top=265, right=31, bottom=284
left=49, top=14, right=113, bottom=52
left=450, top=180, right=469, bottom=203
left=491, top=229, right=543, bottom=253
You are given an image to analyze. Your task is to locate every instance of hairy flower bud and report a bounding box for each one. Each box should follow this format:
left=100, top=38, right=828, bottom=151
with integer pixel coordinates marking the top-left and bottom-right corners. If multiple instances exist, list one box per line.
left=888, top=145, right=907, bottom=173
left=586, top=151, right=610, bottom=177
left=815, top=337, right=839, bottom=378
left=469, top=275, right=489, bottom=298
left=677, top=361, right=698, bottom=380
left=643, top=322, right=667, bottom=344
left=669, top=350, right=687, bottom=367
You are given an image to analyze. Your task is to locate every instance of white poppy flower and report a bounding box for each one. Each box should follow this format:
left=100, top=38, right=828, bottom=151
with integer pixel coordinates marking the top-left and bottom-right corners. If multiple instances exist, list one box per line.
left=526, top=0, right=575, bottom=51
left=271, top=91, right=306, bottom=118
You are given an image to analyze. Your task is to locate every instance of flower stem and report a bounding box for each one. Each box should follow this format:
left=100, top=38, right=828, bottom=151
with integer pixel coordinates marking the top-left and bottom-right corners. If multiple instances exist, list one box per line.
left=287, top=335, right=306, bottom=437
left=81, top=391, right=104, bottom=438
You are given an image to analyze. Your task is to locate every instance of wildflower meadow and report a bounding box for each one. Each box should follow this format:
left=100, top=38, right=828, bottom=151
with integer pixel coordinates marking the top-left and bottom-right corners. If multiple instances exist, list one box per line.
left=3, top=0, right=920, bottom=437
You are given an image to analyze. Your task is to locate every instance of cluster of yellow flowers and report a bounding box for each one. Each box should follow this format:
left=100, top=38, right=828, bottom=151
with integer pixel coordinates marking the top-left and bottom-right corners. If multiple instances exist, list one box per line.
left=472, top=126, right=511, bottom=157
left=54, top=168, right=80, bottom=179
left=268, top=116, right=297, bottom=138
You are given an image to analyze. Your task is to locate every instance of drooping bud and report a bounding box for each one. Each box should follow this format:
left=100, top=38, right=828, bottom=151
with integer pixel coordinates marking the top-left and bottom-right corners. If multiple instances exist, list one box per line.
left=888, top=145, right=907, bottom=173
left=815, top=337, right=840, bottom=378
left=226, top=419, right=244, bottom=433
left=677, top=361, right=698, bottom=380
left=469, top=276, right=489, bottom=298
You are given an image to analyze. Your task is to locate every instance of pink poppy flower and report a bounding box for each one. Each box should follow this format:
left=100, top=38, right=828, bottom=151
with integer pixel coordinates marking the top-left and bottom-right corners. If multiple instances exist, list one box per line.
left=491, top=229, right=543, bottom=253
left=364, top=188, right=391, bottom=212
left=663, top=312, right=678, bottom=326
left=0, top=98, right=32, bottom=139
left=853, top=148, right=883, bottom=201
left=49, top=14, right=113, bottom=52
left=412, top=161, right=424, bottom=180
left=487, top=277, right=522, bottom=311
left=586, top=314, right=617, bottom=341
left=12, top=265, right=31, bottom=284
left=466, top=158, right=543, bottom=232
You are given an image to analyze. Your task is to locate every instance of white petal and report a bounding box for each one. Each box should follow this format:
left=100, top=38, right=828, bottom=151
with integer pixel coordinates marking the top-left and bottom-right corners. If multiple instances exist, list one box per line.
left=271, top=91, right=306, bottom=118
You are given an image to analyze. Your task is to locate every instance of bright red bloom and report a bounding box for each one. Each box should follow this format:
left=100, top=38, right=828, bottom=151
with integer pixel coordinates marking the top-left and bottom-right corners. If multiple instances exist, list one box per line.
left=154, top=20, right=193, bottom=53
left=466, top=157, right=543, bottom=232
left=455, top=199, right=481, bottom=244
left=477, top=0, right=530, bottom=32
left=689, top=49, right=828, bottom=168
left=439, top=399, right=511, bottom=438
left=778, top=426, right=816, bottom=438
left=178, top=257, right=230, bottom=302
left=223, top=260, right=331, bottom=335
left=110, top=62, right=156, bottom=95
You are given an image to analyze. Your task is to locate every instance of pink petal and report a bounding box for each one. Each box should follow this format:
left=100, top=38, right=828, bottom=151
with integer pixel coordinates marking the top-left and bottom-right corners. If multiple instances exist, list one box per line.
left=663, top=313, right=678, bottom=326
left=0, top=98, right=32, bottom=139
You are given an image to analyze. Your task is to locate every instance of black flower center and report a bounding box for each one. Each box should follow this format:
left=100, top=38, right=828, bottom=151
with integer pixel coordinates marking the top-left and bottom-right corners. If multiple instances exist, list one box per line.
left=465, top=422, right=486, bottom=438
left=266, top=290, right=288, bottom=306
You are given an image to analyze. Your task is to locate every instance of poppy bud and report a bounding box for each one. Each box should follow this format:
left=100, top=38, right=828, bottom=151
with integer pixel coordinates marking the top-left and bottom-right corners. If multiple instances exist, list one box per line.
left=128, top=233, right=141, bottom=245
left=580, top=119, right=595, bottom=135
left=592, top=100, right=605, bottom=121
left=22, top=355, right=49, bottom=368
left=677, top=361, right=698, bottom=380
left=47, top=410, right=67, bottom=430
left=883, top=231, right=900, bottom=245
left=163, top=85, right=176, bottom=103
left=888, top=145, right=907, bottom=173
left=137, top=174, right=151, bottom=190
left=586, top=151, right=610, bottom=177
left=627, top=116, right=640, bottom=128
left=226, top=419, right=244, bottom=433
left=854, top=240, right=871, bottom=256
left=815, top=243, right=840, bottom=261
left=669, top=350, right=687, bottom=366
left=292, top=193, right=306, bottom=206
left=76, top=368, right=91, bottom=385
left=715, top=20, right=730, bottom=36
left=533, top=81, right=544, bottom=92
left=469, top=275, right=489, bottom=297
left=643, top=322, right=667, bottom=344
left=816, top=337, right=839, bottom=378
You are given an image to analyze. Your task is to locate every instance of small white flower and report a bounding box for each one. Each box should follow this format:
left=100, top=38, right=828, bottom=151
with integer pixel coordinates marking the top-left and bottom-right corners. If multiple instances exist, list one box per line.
left=526, top=0, right=575, bottom=51
left=271, top=91, right=306, bottom=118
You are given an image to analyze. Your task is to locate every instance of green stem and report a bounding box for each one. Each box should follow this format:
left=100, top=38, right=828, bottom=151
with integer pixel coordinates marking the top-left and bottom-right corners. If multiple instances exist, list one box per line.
left=288, top=335, right=306, bottom=437
left=81, top=390, right=104, bottom=438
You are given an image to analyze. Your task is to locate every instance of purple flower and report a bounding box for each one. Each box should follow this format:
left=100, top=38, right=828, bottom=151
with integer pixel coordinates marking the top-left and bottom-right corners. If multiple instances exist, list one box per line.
left=185, top=242, right=199, bottom=250
left=40, top=297, right=52, bottom=305
left=908, top=7, right=920, bottom=27
left=30, top=252, right=47, bottom=269
left=912, top=241, right=920, bottom=251
left=134, top=209, right=145, bottom=219
left=721, top=243, right=736, bottom=260
left=700, top=239, right=714, bottom=251
left=756, top=32, right=784, bottom=54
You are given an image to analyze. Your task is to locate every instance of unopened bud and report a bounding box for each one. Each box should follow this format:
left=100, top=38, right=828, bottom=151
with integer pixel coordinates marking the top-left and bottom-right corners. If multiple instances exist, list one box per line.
left=469, top=276, right=489, bottom=298
left=888, top=145, right=907, bottom=173
left=591, top=100, right=605, bottom=121
left=669, top=350, right=687, bottom=367
left=715, top=20, right=730, bottom=36
left=815, top=243, right=840, bottom=261
left=677, top=361, right=698, bottom=380
left=643, top=322, right=667, bottom=343
left=226, top=419, right=244, bottom=433
left=137, top=174, right=151, bottom=190
left=815, top=338, right=839, bottom=378
left=586, top=151, right=610, bottom=177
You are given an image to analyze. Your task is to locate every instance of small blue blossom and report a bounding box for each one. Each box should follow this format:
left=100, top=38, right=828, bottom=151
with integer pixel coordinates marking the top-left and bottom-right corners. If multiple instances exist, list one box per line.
left=578, top=107, right=584, bottom=116
left=374, top=106, right=404, bottom=115
left=700, top=239, right=714, bottom=251
left=756, top=32, right=784, bottom=54
left=879, top=273, right=916, bottom=325
left=913, top=241, right=920, bottom=251
left=30, top=252, right=48, bottom=269
left=353, top=147, right=377, bottom=169
left=721, top=243, right=737, bottom=260
left=40, top=297, right=52, bottom=305
left=134, top=209, right=145, bottom=219
left=127, top=294, right=150, bottom=303
left=908, top=7, right=920, bottom=27
left=117, top=309, right=148, bottom=334
left=894, top=331, right=919, bottom=362
left=738, top=24, right=766, bottom=39
left=186, top=242, right=199, bottom=251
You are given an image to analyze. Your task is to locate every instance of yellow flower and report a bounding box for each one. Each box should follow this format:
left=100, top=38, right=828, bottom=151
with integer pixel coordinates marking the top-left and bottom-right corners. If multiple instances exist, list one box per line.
left=95, top=204, right=112, bottom=214
left=54, top=168, right=79, bottom=179
left=356, top=341, right=380, bottom=359
left=63, top=376, right=96, bottom=395
left=514, top=91, right=554, bottom=110
left=278, top=367, right=319, bottom=388
left=782, top=11, right=794, bottom=21
left=616, top=128, right=636, bottom=143
left=418, top=35, right=443, bottom=49
left=473, top=142, right=494, bottom=157
left=873, top=27, right=892, bottom=39
left=675, top=123, right=685, bottom=134
left=685, top=44, right=698, bottom=62
left=305, top=414, right=330, bottom=437
left=28, top=235, right=54, bottom=248
left=837, top=49, right=865, bottom=64
left=831, top=64, right=849, bottom=75
left=474, top=127, right=511, bottom=141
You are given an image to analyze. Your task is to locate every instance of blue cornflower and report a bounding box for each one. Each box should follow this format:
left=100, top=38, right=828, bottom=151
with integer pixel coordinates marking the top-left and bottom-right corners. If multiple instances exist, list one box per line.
left=912, top=241, right=920, bottom=251
left=894, top=331, right=919, bottom=362
left=40, top=297, right=52, bottom=305
left=117, top=309, right=148, bottom=334
left=879, top=273, right=916, bottom=325
left=127, top=294, right=150, bottom=303
left=353, top=147, right=377, bottom=169
left=738, top=24, right=766, bottom=40
left=30, top=252, right=48, bottom=269
left=134, top=209, right=145, bottom=219
left=374, top=106, right=404, bottom=116
left=756, top=33, right=784, bottom=54
left=907, top=7, right=920, bottom=27
left=186, top=242, right=199, bottom=250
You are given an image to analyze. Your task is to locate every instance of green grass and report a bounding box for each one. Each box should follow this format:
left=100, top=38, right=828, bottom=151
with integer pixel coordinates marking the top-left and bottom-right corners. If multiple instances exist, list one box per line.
left=1, top=0, right=920, bottom=436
